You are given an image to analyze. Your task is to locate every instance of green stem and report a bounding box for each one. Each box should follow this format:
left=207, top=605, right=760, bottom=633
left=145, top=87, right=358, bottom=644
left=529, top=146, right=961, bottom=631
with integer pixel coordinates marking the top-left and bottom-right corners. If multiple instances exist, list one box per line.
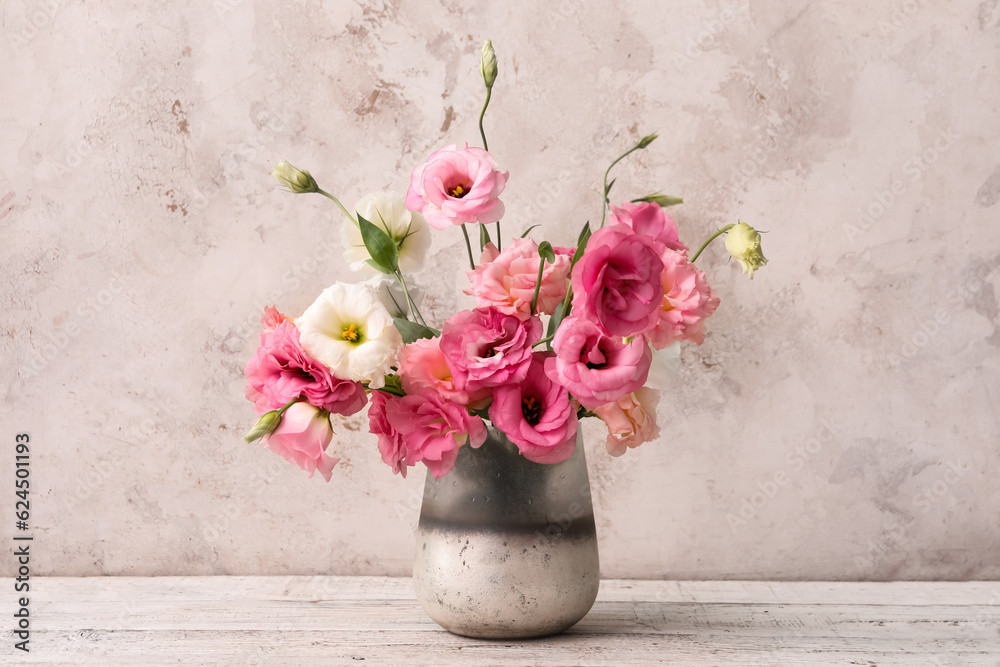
left=317, top=189, right=356, bottom=224
left=460, top=225, right=476, bottom=271
left=478, top=87, right=492, bottom=153
left=599, top=146, right=641, bottom=229
left=533, top=334, right=554, bottom=349
left=495, top=220, right=502, bottom=252
left=690, top=224, right=735, bottom=264
left=530, top=254, right=547, bottom=315
left=276, top=396, right=301, bottom=416
left=395, top=271, right=427, bottom=327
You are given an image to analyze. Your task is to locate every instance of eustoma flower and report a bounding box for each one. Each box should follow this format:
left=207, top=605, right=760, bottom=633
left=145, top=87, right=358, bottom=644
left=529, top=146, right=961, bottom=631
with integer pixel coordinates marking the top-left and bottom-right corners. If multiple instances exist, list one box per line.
left=546, top=316, right=651, bottom=407
left=438, top=307, right=541, bottom=392
left=260, top=401, right=339, bottom=481
left=405, top=144, right=508, bottom=229
left=397, top=337, right=491, bottom=407
left=296, top=282, right=402, bottom=389
left=386, top=392, right=488, bottom=478
left=367, top=391, right=410, bottom=477
left=645, top=250, right=720, bottom=349
left=609, top=201, right=687, bottom=253
left=341, top=191, right=431, bottom=275
left=571, top=224, right=665, bottom=338
left=244, top=310, right=367, bottom=416
left=465, top=238, right=571, bottom=320
left=592, top=388, right=661, bottom=457
left=489, top=352, right=578, bottom=464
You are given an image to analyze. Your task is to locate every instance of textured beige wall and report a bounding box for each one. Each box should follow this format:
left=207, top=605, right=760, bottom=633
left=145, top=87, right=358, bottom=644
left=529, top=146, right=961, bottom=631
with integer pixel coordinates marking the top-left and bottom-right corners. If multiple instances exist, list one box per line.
left=2, top=0, right=998, bottom=580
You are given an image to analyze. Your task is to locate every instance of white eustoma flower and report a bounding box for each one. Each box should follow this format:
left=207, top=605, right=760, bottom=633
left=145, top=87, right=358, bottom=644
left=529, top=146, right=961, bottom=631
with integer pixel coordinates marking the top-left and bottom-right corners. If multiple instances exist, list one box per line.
left=365, top=274, right=425, bottom=319
left=340, top=192, right=431, bottom=275
left=296, top=282, right=403, bottom=389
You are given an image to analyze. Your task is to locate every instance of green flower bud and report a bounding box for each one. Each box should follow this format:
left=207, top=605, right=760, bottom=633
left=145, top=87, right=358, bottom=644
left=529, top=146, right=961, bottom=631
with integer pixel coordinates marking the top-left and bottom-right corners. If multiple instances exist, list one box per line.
left=725, top=221, right=768, bottom=279
left=632, top=193, right=684, bottom=208
left=272, top=160, right=318, bottom=194
left=636, top=133, right=658, bottom=149
left=244, top=410, right=282, bottom=443
left=480, top=39, right=498, bottom=89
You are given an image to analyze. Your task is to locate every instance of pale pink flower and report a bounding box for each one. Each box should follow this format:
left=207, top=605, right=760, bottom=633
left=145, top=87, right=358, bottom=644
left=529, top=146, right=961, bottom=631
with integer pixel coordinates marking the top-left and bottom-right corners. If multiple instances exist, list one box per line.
left=405, top=144, right=508, bottom=229
left=609, top=202, right=687, bottom=253
left=259, top=305, right=291, bottom=335
left=261, top=402, right=339, bottom=482
left=439, top=307, right=541, bottom=393
left=571, top=224, right=665, bottom=338
left=546, top=316, right=651, bottom=407
left=367, top=391, right=410, bottom=477
left=387, top=393, right=488, bottom=478
left=465, top=238, right=571, bottom=319
left=245, top=318, right=367, bottom=416
left=397, top=337, right=491, bottom=408
left=489, top=352, right=578, bottom=465
left=592, top=388, right=661, bottom=457
left=645, top=249, right=720, bottom=349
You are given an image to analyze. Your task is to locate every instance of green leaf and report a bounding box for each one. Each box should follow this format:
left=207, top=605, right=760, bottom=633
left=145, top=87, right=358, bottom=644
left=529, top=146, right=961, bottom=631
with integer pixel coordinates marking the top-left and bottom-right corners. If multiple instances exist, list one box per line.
left=393, top=317, right=439, bottom=345
left=604, top=177, right=617, bottom=197
left=364, top=259, right=392, bottom=274
left=520, top=224, right=541, bottom=238
left=571, top=221, right=591, bottom=267
left=537, top=241, right=555, bottom=264
left=479, top=222, right=492, bottom=252
left=358, top=212, right=399, bottom=273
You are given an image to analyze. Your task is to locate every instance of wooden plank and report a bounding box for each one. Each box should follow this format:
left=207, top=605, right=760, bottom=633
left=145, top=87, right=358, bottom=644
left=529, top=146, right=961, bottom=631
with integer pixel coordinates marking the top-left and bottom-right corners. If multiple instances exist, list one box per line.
left=2, top=577, right=997, bottom=666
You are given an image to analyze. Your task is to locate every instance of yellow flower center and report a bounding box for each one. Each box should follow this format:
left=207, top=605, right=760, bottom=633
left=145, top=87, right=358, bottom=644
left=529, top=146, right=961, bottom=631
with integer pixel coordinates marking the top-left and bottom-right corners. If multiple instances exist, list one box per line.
left=342, top=323, right=361, bottom=343
left=449, top=182, right=469, bottom=198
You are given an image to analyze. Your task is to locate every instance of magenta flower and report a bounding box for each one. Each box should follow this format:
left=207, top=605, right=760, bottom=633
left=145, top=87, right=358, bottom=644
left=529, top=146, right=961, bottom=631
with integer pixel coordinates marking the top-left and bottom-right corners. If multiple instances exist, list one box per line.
left=397, top=337, right=491, bottom=408
left=489, top=352, right=578, bottom=465
left=367, top=391, right=411, bottom=477
left=261, top=402, right=339, bottom=482
left=405, top=144, right=508, bottom=229
left=465, top=238, right=572, bottom=320
left=645, top=249, right=720, bottom=349
left=387, top=393, right=488, bottom=478
left=609, top=202, right=687, bottom=253
left=244, top=318, right=367, bottom=417
left=439, top=307, right=541, bottom=393
left=571, top=224, right=665, bottom=338
left=546, top=316, right=652, bottom=408
left=592, top=388, right=661, bottom=457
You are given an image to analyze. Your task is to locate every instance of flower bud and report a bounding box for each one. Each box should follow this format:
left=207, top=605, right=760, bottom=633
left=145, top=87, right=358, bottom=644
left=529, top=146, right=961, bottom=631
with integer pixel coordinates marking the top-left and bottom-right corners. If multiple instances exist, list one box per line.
left=724, top=221, right=768, bottom=279
left=480, top=39, right=497, bottom=89
left=632, top=193, right=684, bottom=208
left=244, top=409, right=282, bottom=443
left=636, top=133, right=658, bottom=149
left=272, top=160, right=318, bottom=193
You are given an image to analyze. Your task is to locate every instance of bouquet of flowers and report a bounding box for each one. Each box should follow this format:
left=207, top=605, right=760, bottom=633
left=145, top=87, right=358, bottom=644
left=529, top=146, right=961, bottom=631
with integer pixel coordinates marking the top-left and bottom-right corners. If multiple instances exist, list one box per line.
left=243, top=40, right=768, bottom=481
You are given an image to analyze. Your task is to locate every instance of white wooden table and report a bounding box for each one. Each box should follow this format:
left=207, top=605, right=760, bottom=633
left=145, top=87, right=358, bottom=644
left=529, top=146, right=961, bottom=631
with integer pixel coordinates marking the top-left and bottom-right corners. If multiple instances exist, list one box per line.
left=4, top=577, right=998, bottom=665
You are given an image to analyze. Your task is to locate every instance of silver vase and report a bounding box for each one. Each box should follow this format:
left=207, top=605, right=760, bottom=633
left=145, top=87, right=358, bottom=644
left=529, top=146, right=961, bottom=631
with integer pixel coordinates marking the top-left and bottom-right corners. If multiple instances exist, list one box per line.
left=412, top=425, right=600, bottom=639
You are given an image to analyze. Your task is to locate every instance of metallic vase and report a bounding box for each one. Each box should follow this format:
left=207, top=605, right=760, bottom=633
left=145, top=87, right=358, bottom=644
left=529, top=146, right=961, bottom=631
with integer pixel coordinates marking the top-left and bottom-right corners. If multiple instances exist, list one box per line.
left=412, top=426, right=600, bottom=639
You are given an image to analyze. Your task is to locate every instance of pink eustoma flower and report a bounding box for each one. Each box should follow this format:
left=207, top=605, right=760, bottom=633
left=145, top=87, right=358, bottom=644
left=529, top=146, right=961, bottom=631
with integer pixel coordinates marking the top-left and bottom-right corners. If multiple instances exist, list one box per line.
left=261, top=402, right=339, bottom=482
left=465, top=238, right=572, bottom=320
left=367, top=391, right=411, bottom=477
left=645, top=249, right=720, bottom=349
left=387, top=392, right=488, bottom=478
left=245, top=317, right=367, bottom=417
left=489, top=352, right=578, bottom=465
left=546, top=316, right=652, bottom=408
left=397, top=337, right=491, bottom=407
left=571, top=224, right=665, bottom=338
left=405, top=144, right=508, bottom=229
left=592, top=388, right=661, bottom=457
left=609, top=202, right=687, bottom=253
left=439, top=307, right=542, bottom=393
